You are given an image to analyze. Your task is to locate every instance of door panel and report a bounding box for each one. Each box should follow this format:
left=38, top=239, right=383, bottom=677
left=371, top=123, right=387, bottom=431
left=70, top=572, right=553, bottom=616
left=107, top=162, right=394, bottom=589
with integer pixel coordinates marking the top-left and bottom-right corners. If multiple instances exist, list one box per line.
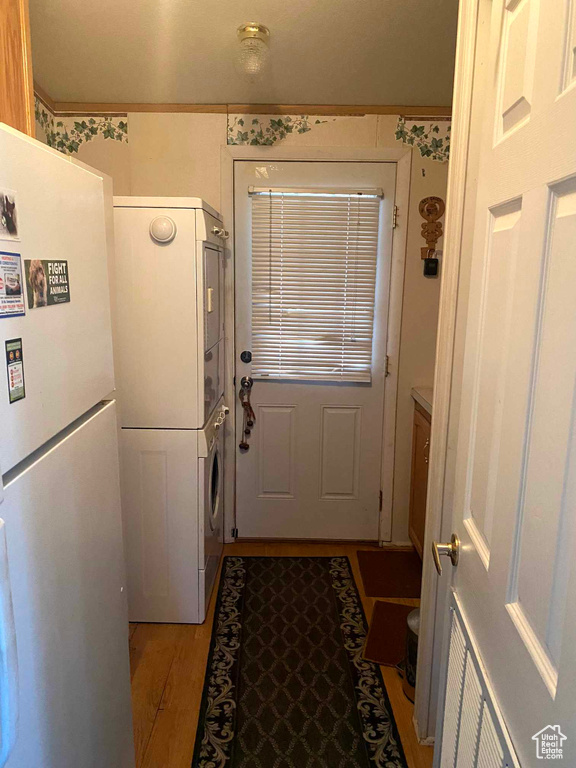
left=234, top=161, right=396, bottom=540
left=257, top=405, right=296, bottom=498
left=436, top=0, right=576, bottom=764
left=320, top=406, right=361, bottom=500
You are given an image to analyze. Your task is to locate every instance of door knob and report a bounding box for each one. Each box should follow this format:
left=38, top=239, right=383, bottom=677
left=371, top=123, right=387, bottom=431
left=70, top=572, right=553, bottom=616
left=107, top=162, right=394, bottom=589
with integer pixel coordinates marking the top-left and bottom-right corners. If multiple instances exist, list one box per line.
left=432, top=534, right=460, bottom=575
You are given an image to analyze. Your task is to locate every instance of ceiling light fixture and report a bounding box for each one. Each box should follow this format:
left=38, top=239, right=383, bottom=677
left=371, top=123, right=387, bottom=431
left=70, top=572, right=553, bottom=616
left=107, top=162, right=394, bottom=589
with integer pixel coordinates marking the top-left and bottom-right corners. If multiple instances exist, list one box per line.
left=237, top=23, right=270, bottom=77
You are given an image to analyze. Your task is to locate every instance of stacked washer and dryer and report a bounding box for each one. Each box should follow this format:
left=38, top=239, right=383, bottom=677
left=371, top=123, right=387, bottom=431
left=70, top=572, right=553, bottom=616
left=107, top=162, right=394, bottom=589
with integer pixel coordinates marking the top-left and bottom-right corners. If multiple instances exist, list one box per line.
left=112, top=197, right=228, bottom=623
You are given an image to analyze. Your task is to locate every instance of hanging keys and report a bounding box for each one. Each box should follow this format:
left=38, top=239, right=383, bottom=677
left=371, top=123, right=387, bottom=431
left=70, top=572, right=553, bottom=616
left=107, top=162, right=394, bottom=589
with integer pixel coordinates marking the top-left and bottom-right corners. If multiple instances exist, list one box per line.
left=239, top=377, right=256, bottom=452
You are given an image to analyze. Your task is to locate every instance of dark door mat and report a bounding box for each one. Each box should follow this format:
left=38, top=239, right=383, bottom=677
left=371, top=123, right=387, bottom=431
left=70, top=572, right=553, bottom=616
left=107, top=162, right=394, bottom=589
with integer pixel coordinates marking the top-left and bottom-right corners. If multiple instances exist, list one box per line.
left=363, top=601, right=414, bottom=666
left=192, top=556, right=408, bottom=767
left=357, top=549, right=422, bottom=598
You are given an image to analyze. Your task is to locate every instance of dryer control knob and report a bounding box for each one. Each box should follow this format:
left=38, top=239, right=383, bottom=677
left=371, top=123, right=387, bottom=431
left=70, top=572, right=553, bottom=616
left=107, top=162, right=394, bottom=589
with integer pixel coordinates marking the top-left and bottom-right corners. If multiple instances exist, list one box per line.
left=150, top=216, right=177, bottom=244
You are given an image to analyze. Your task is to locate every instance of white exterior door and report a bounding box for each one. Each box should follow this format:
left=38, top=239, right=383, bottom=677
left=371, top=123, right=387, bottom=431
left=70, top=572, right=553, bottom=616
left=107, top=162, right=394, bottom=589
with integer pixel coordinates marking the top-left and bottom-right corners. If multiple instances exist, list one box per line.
left=234, top=161, right=396, bottom=540
left=434, top=0, right=576, bottom=765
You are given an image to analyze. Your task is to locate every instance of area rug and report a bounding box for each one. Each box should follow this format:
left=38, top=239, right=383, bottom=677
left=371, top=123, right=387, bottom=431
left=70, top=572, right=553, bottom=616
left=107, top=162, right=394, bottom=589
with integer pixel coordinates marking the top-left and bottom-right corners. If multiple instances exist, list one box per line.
left=357, top=549, right=422, bottom=599
left=363, top=601, right=414, bottom=667
left=192, top=556, right=408, bottom=768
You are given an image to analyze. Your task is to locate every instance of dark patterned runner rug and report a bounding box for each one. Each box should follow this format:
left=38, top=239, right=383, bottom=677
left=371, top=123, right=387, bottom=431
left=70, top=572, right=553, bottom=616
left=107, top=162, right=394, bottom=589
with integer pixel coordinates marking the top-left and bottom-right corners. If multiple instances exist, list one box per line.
left=192, top=556, right=408, bottom=768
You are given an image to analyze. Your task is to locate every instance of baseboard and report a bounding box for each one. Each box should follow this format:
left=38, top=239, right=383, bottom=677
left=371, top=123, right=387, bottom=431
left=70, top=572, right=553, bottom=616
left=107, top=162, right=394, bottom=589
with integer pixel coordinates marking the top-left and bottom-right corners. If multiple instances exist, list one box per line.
left=232, top=538, right=417, bottom=552
left=413, top=713, right=436, bottom=746
left=386, top=539, right=415, bottom=548
left=234, top=537, right=380, bottom=545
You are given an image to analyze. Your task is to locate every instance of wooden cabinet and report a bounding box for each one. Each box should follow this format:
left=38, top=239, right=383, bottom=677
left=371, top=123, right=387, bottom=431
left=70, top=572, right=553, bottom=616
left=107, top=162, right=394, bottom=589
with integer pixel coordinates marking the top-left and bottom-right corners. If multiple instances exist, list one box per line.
left=409, top=401, right=431, bottom=559
left=0, top=0, right=35, bottom=136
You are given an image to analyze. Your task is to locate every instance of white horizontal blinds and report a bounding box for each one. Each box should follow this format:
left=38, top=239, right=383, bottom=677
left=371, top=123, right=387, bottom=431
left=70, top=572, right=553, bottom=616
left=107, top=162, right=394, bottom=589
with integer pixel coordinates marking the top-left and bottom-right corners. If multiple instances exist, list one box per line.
left=250, top=188, right=381, bottom=382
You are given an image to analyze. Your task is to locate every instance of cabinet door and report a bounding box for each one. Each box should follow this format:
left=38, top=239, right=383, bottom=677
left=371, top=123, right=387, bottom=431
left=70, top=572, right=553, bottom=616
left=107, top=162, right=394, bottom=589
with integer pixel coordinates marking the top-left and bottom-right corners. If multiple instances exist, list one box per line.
left=409, top=405, right=431, bottom=558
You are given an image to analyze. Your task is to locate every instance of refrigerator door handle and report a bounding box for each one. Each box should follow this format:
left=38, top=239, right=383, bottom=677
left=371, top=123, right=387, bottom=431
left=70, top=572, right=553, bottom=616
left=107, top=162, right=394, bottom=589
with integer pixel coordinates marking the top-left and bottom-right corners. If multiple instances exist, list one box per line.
left=0, top=519, right=18, bottom=767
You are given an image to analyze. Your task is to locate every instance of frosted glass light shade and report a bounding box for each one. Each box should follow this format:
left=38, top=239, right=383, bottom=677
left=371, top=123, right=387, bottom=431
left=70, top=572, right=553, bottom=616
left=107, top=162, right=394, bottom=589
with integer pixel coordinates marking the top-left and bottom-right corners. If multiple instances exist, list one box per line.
left=238, top=37, right=269, bottom=75
left=237, top=23, right=270, bottom=77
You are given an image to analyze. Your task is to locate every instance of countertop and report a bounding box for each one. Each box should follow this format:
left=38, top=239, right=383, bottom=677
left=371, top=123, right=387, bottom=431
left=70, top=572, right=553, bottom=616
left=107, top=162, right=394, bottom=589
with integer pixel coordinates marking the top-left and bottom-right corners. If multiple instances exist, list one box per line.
left=411, top=386, right=433, bottom=416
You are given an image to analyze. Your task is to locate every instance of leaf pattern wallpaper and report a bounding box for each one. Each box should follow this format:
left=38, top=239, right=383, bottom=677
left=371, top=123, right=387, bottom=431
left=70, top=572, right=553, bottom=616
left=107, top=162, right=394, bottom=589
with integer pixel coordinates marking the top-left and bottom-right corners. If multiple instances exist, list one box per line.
left=35, top=95, right=450, bottom=164
left=35, top=97, right=128, bottom=155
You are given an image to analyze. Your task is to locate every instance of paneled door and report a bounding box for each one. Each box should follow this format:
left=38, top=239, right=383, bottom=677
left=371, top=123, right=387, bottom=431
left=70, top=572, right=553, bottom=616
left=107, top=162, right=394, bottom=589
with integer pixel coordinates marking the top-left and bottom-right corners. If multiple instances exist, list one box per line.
left=434, top=0, right=576, bottom=765
left=234, top=161, right=397, bottom=539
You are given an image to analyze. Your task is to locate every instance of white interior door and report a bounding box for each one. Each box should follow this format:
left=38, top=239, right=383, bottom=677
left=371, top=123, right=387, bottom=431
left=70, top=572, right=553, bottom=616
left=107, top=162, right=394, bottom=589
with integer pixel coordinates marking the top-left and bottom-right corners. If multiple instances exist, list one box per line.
left=234, top=161, right=396, bottom=540
left=434, top=0, right=576, bottom=765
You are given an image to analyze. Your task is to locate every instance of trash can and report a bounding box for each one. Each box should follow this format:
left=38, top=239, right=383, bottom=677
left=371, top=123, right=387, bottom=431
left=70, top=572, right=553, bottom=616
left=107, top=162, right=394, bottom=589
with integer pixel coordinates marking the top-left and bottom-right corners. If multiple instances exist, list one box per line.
left=402, top=608, right=420, bottom=703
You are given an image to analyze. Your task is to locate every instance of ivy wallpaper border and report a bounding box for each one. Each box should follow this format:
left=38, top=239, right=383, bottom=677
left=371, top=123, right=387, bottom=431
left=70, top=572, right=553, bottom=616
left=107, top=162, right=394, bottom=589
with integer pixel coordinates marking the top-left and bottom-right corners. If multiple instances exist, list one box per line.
left=395, top=116, right=450, bottom=162
left=34, top=97, right=128, bottom=155
left=227, top=114, right=331, bottom=146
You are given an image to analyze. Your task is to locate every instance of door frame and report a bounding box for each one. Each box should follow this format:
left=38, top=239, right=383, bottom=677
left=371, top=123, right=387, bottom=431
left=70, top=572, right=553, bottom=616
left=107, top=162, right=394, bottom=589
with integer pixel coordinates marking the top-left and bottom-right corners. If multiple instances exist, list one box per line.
left=221, top=146, right=412, bottom=546
left=413, top=0, right=480, bottom=745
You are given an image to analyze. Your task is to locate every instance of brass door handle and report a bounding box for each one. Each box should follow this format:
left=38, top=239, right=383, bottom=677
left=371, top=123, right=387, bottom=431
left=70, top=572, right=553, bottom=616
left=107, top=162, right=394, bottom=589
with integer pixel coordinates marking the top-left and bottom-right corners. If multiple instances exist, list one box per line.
left=432, top=534, right=460, bottom=575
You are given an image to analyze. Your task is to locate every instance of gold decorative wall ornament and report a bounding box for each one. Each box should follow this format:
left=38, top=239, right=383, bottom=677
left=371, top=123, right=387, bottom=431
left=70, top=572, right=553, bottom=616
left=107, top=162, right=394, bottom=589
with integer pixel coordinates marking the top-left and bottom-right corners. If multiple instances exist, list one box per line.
left=419, top=196, right=445, bottom=260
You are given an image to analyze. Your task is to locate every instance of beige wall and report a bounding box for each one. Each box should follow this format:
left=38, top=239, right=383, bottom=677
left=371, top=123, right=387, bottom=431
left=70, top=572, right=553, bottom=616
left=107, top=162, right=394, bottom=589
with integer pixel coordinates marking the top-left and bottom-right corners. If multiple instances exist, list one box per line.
left=36, top=108, right=447, bottom=543
left=393, top=158, right=445, bottom=542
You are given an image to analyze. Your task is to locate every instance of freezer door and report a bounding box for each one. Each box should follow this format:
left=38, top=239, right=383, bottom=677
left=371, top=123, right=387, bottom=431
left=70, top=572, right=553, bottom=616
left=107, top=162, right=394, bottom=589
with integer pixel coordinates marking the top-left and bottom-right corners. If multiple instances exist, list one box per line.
left=0, top=127, right=115, bottom=473
left=1, top=401, right=134, bottom=768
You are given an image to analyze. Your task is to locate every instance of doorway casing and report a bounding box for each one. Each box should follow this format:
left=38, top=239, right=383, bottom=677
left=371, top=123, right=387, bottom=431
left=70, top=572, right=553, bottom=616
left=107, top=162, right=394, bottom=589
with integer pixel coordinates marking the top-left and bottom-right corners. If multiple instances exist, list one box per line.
left=414, top=0, right=485, bottom=747
left=221, top=145, right=412, bottom=549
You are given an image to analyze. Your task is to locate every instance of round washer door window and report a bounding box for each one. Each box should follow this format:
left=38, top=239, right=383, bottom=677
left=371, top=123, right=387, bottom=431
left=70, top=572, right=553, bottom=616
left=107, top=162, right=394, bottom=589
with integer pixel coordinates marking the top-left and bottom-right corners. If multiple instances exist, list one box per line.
left=209, top=448, right=221, bottom=526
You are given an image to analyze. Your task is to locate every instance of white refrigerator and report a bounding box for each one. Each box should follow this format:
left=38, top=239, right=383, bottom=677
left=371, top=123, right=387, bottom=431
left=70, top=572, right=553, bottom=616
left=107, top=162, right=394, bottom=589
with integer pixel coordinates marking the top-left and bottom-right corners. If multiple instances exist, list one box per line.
left=0, top=125, right=134, bottom=767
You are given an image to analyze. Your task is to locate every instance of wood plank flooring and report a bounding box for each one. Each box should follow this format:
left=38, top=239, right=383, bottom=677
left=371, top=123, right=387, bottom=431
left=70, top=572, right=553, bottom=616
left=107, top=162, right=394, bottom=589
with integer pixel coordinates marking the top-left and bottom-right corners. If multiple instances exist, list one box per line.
left=129, top=542, right=434, bottom=768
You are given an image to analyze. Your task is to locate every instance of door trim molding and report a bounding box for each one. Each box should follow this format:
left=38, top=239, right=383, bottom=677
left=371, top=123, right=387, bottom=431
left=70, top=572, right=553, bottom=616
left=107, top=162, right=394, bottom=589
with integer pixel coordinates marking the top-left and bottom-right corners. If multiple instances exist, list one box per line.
left=221, top=146, right=411, bottom=546
left=414, top=0, right=480, bottom=747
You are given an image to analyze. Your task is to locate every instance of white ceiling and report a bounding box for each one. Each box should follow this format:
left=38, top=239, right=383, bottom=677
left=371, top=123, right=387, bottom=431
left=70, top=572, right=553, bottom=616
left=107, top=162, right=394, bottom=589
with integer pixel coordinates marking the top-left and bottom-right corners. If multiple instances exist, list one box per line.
left=29, top=0, right=458, bottom=106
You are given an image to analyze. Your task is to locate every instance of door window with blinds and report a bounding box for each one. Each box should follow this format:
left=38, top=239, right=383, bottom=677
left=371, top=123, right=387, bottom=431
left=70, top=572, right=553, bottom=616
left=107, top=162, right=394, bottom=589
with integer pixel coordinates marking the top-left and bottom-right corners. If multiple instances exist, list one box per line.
left=250, top=187, right=382, bottom=382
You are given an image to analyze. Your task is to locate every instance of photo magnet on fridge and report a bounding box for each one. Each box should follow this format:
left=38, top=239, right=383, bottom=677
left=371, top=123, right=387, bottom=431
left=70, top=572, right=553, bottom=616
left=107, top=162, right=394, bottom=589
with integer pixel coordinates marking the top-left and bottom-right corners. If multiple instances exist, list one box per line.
left=0, top=251, right=25, bottom=318
left=0, top=189, right=19, bottom=241
left=24, top=259, right=71, bottom=309
left=5, top=338, right=25, bottom=404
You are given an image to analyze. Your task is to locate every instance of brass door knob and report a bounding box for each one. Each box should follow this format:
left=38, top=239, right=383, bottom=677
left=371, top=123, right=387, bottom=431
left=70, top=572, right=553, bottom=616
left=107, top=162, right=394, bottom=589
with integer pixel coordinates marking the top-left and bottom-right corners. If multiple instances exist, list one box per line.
left=432, top=534, right=460, bottom=575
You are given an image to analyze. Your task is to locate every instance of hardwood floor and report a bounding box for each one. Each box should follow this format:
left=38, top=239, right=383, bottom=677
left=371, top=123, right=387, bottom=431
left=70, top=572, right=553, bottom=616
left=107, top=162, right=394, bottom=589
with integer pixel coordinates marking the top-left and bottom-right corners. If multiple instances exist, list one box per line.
left=129, top=542, right=434, bottom=768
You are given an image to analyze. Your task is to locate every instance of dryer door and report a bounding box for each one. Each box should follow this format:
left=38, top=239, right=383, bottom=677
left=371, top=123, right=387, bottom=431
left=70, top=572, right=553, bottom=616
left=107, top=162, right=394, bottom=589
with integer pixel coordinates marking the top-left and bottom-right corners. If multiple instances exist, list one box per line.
left=204, top=340, right=224, bottom=424
left=203, top=244, right=223, bottom=352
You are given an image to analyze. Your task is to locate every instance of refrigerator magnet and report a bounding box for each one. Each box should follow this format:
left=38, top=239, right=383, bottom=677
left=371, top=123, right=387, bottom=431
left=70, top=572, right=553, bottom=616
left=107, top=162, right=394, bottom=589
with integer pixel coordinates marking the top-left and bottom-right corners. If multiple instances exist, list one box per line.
left=5, top=338, right=25, bottom=404
left=0, top=189, right=19, bottom=241
left=24, top=259, right=70, bottom=309
left=0, top=251, right=25, bottom=318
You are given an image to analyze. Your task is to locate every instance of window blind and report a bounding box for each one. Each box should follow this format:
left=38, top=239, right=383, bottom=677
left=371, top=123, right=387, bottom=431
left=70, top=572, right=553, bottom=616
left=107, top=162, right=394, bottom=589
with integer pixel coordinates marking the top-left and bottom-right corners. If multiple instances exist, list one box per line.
left=250, top=188, right=382, bottom=383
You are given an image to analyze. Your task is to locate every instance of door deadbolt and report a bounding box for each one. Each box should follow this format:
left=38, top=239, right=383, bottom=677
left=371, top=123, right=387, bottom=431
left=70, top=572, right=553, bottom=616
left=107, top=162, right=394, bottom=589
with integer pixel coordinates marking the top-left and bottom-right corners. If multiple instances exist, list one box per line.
left=240, top=350, right=252, bottom=363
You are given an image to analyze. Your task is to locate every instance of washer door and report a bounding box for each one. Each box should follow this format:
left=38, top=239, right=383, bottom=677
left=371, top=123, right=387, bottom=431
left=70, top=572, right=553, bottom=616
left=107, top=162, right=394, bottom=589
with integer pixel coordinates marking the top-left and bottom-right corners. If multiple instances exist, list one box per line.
left=207, top=440, right=222, bottom=533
